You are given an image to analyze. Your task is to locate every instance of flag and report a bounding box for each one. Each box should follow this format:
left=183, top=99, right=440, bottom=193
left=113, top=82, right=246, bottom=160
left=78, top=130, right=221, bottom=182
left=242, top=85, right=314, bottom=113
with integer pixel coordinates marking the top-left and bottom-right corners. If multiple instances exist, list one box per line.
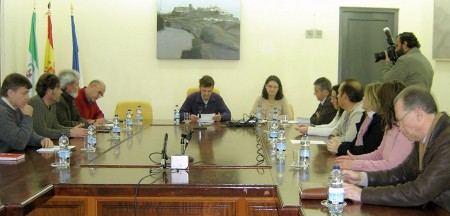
left=26, top=10, right=39, bottom=96
left=44, top=5, right=55, bottom=74
left=71, top=12, right=83, bottom=86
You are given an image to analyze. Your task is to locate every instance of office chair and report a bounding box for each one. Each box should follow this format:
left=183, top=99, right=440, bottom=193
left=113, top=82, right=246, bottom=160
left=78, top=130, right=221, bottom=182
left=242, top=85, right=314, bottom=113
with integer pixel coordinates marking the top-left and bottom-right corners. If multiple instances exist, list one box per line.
left=114, top=101, right=153, bottom=120
left=186, top=87, right=220, bottom=97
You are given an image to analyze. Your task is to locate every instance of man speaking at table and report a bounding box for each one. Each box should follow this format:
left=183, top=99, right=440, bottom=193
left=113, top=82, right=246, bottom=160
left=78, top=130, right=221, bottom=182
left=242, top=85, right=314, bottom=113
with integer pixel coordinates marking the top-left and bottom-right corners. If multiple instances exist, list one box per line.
left=180, top=75, right=231, bottom=123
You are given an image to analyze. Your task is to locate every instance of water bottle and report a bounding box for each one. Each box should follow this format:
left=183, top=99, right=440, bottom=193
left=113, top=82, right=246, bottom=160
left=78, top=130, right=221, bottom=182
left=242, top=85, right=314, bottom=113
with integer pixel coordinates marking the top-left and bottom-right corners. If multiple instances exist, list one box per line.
left=328, top=165, right=345, bottom=205
left=111, top=114, right=121, bottom=139
left=272, top=107, right=279, bottom=122
left=126, top=109, right=133, bottom=130
left=256, top=104, right=262, bottom=122
left=174, top=104, right=180, bottom=125
left=299, top=133, right=310, bottom=168
left=57, top=133, right=70, bottom=168
left=87, top=123, right=97, bottom=151
left=136, top=105, right=143, bottom=125
left=276, top=128, right=286, bottom=162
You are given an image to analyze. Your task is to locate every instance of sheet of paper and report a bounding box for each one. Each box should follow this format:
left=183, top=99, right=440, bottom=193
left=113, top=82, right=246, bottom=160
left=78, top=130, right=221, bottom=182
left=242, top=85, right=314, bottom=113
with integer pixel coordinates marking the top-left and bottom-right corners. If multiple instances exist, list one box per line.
left=290, top=140, right=326, bottom=145
left=37, top=146, right=75, bottom=152
left=288, top=120, right=298, bottom=124
left=199, top=113, right=215, bottom=123
left=297, top=117, right=310, bottom=124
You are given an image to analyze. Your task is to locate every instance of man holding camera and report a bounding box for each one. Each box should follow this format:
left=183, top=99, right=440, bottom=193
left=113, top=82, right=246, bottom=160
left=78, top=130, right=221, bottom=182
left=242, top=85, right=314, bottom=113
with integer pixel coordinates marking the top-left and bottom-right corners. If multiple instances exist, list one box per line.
left=381, top=32, right=434, bottom=91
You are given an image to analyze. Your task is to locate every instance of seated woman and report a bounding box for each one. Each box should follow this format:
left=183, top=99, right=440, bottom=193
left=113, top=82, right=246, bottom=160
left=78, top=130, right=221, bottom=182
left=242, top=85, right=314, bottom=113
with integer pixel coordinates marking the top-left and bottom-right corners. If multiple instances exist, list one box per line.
left=327, top=83, right=384, bottom=156
left=297, top=84, right=343, bottom=136
left=250, top=75, right=292, bottom=120
left=335, top=80, right=414, bottom=172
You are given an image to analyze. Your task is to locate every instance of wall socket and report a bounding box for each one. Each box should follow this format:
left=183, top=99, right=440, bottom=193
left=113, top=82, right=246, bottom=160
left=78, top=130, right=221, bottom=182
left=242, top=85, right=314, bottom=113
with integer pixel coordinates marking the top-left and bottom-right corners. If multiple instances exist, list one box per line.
left=305, top=29, right=314, bottom=39
left=305, top=29, right=323, bottom=39
left=314, top=30, right=323, bottom=38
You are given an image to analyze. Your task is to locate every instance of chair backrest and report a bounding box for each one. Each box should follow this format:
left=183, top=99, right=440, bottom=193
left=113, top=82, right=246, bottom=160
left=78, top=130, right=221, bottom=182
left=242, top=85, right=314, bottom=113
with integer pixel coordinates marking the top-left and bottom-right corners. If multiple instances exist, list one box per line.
left=186, top=87, right=220, bottom=97
left=115, top=101, right=153, bottom=120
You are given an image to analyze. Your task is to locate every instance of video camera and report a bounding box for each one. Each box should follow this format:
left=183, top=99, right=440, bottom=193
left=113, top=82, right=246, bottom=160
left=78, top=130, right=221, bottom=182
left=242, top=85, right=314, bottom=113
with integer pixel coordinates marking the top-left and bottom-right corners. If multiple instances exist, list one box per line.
left=374, top=27, right=398, bottom=64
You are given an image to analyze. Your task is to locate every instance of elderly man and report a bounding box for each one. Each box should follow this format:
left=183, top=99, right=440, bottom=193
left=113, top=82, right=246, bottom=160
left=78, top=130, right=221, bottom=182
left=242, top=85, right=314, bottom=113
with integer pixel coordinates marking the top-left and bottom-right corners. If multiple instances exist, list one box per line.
left=75, top=80, right=107, bottom=125
left=180, top=75, right=231, bottom=122
left=28, top=73, right=87, bottom=139
left=55, top=70, right=90, bottom=127
left=343, top=86, right=449, bottom=212
left=0, top=73, right=53, bottom=152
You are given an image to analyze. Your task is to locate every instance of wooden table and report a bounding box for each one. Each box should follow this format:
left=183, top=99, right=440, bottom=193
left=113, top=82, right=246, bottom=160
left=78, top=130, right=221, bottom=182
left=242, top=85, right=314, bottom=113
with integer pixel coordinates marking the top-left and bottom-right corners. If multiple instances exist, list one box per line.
left=0, top=121, right=447, bottom=216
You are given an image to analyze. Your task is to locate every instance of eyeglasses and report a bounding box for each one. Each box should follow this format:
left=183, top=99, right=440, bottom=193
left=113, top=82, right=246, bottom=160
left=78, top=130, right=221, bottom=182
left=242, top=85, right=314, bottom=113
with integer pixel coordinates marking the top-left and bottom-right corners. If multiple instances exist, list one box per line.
left=94, top=85, right=104, bottom=98
left=394, top=109, right=412, bottom=127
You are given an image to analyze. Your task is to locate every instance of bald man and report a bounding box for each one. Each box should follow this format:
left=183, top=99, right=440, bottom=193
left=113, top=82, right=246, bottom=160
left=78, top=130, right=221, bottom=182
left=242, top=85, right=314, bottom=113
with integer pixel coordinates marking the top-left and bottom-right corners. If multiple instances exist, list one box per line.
left=75, top=80, right=107, bottom=125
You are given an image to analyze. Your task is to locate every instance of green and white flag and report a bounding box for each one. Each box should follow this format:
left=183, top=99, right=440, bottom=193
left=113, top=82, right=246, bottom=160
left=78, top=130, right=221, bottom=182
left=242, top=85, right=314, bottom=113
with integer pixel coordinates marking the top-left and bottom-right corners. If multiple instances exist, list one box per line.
left=26, top=10, right=39, bottom=96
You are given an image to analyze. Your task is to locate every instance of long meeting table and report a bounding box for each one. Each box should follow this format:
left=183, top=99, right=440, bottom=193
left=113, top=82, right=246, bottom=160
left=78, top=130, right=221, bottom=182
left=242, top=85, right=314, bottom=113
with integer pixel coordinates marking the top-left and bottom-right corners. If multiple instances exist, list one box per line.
left=0, top=120, right=447, bottom=216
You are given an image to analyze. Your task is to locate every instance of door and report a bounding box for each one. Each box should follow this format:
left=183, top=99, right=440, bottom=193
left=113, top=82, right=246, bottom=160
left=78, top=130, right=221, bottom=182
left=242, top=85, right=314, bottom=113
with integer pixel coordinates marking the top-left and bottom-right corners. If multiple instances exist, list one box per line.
left=339, top=7, right=398, bottom=86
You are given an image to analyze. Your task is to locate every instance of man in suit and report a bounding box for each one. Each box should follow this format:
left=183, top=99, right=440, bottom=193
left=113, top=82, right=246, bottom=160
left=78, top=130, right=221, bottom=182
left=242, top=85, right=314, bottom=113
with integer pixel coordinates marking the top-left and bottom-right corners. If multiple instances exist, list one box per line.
left=0, top=73, right=53, bottom=152
left=310, top=77, right=337, bottom=125
left=343, top=86, right=449, bottom=212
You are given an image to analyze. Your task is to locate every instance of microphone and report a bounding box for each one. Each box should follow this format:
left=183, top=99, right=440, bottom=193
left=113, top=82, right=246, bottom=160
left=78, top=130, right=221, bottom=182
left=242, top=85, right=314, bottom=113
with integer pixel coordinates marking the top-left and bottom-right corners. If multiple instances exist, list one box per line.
left=383, top=27, right=392, bottom=37
left=161, top=133, right=169, bottom=169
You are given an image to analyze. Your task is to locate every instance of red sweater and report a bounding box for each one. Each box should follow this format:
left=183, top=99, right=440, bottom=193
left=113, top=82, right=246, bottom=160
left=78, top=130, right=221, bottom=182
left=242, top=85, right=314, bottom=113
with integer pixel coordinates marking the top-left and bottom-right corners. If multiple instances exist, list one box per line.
left=74, top=88, right=104, bottom=120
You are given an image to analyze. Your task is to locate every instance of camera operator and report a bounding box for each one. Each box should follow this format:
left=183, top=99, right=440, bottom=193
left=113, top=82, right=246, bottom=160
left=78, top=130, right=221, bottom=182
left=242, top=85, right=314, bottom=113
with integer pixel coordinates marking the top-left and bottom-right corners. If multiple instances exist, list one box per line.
left=381, top=32, right=434, bottom=91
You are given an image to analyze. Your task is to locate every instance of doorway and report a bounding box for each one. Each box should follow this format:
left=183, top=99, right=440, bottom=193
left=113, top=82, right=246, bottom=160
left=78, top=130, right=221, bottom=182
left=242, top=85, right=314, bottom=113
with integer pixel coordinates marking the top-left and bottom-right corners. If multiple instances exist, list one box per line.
left=339, top=7, right=398, bottom=86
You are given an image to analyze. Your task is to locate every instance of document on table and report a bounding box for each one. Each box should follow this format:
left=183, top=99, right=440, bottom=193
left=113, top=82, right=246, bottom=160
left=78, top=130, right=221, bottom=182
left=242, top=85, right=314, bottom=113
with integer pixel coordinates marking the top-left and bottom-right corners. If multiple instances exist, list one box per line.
left=290, top=140, right=326, bottom=145
left=199, top=113, right=215, bottom=123
left=37, top=146, right=76, bottom=152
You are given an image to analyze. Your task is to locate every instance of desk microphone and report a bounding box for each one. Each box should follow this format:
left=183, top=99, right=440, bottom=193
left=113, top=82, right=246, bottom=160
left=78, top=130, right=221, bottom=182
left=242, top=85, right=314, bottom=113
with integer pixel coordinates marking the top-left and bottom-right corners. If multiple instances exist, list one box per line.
left=161, top=133, right=169, bottom=169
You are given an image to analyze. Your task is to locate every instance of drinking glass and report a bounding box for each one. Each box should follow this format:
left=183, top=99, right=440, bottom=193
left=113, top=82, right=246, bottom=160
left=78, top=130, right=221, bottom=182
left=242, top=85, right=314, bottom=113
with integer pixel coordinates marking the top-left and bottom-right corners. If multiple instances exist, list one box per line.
left=183, top=112, right=190, bottom=123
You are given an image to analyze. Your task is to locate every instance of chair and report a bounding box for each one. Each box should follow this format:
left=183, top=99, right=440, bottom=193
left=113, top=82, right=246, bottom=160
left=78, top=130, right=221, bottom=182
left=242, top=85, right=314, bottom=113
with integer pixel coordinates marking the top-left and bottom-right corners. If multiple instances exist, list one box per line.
left=114, top=101, right=153, bottom=120
left=186, top=87, right=220, bottom=97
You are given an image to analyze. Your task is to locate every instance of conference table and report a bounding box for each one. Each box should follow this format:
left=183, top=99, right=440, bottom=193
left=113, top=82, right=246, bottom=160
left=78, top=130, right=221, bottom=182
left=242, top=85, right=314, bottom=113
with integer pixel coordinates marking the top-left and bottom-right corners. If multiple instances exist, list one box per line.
left=0, top=120, right=447, bottom=216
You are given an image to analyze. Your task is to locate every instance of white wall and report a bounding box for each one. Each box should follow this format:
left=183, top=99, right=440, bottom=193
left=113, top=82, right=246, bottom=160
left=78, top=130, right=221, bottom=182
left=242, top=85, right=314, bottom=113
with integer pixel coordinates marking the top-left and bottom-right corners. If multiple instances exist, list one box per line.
left=2, top=0, right=448, bottom=119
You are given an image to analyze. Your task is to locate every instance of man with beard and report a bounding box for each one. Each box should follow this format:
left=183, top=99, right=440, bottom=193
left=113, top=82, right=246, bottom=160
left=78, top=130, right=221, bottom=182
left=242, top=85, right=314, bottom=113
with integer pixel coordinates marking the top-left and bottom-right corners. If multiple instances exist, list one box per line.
left=381, top=32, right=434, bottom=91
left=55, top=70, right=91, bottom=127
left=29, top=73, right=87, bottom=139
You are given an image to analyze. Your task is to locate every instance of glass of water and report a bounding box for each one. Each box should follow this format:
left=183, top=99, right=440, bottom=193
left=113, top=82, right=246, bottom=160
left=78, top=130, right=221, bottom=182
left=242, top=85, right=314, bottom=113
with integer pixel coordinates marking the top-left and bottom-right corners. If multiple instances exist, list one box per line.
left=183, top=112, right=190, bottom=123
left=280, top=115, right=288, bottom=125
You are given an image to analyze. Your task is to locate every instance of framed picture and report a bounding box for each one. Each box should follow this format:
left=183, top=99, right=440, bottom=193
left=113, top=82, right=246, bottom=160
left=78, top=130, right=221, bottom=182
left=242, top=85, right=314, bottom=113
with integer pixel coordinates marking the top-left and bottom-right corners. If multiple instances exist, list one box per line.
left=157, top=0, right=240, bottom=60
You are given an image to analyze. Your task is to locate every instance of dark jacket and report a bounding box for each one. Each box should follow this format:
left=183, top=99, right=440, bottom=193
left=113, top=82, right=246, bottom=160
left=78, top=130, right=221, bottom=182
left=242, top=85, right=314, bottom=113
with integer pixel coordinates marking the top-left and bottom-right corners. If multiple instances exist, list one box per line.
left=56, top=90, right=89, bottom=127
left=310, top=95, right=337, bottom=125
left=336, top=112, right=384, bottom=156
left=180, top=92, right=231, bottom=122
left=361, top=112, right=450, bottom=212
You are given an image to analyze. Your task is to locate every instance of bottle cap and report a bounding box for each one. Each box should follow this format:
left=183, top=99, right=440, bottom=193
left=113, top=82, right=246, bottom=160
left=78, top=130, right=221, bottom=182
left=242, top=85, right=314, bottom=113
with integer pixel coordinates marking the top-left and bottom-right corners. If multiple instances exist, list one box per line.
left=333, top=165, right=340, bottom=169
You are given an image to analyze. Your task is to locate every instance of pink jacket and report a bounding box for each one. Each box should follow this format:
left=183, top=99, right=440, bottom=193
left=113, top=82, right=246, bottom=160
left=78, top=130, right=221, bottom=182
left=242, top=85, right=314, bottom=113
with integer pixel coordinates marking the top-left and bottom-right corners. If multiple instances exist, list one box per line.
left=348, top=126, right=414, bottom=171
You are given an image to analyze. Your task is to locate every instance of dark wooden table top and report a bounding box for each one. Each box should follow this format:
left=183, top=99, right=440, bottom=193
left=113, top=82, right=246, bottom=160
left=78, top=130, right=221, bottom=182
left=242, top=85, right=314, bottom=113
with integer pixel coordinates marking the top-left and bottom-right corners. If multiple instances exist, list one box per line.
left=0, top=120, right=447, bottom=215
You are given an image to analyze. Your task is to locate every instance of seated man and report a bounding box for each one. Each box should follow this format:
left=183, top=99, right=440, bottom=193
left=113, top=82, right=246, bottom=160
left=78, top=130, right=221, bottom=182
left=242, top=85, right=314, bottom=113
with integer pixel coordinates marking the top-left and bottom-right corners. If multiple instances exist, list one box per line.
left=28, top=73, right=87, bottom=139
left=180, top=75, right=231, bottom=122
left=75, top=80, right=107, bottom=125
left=343, top=86, right=449, bottom=212
left=56, top=69, right=90, bottom=127
left=310, top=77, right=337, bottom=125
left=0, top=73, right=53, bottom=152
left=328, top=79, right=364, bottom=143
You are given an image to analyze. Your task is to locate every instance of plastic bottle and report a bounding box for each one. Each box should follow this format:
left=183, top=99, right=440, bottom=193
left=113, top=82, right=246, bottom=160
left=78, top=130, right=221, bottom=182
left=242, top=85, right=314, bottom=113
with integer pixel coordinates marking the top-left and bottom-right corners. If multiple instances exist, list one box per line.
left=112, top=114, right=121, bottom=139
left=126, top=109, right=133, bottom=130
left=328, top=165, right=345, bottom=205
left=174, top=105, right=180, bottom=125
left=256, top=104, right=262, bottom=122
left=58, top=133, right=70, bottom=168
left=299, top=133, right=310, bottom=168
left=87, top=123, right=97, bottom=150
left=276, top=128, right=286, bottom=162
left=136, top=105, right=143, bottom=125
